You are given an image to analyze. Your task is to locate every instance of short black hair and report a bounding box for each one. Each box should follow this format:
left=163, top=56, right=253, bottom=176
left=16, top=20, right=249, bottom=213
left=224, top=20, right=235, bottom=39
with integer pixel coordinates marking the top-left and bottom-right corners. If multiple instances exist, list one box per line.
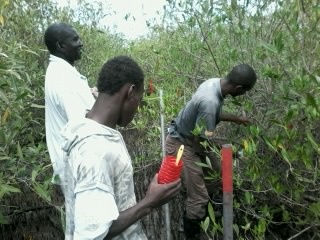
left=44, top=23, right=73, bottom=54
left=97, top=56, right=145, bottom=95
left=226, top=64, right=257, bottom=90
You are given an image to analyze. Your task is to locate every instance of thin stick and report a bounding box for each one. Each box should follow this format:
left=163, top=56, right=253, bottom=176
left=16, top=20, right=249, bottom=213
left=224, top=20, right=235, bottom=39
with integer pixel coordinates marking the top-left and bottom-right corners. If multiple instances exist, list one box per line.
left=160, top=89, right=171, bottom=240
left=175, top=145, right=184, bottom=166
left=287, top=226, right=313, bottom=240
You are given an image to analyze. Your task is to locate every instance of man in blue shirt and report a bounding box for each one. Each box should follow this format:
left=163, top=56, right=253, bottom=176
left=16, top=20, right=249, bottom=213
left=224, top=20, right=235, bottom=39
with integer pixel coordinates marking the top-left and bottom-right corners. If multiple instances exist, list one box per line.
left=166, top=64, right=257, bottom=239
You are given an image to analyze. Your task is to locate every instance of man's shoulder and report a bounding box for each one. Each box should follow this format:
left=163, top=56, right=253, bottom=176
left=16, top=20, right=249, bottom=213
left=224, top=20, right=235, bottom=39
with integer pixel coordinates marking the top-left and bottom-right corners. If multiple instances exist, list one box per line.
left=64, top=119, right=122, bottom=151
left=202, top=78, right=220, bottom=86
left=46, top=62, right=73, bottom=82
left=195, top=78, right=219, bottom=96
left=46, top=56, right=81, bottom=79
left=193, top=78, right=222, bottom=106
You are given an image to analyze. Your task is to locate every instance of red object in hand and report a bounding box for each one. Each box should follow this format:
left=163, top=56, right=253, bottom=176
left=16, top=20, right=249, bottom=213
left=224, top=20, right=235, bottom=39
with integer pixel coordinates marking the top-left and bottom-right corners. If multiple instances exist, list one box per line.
left=158, top=155, right=183, bottom=184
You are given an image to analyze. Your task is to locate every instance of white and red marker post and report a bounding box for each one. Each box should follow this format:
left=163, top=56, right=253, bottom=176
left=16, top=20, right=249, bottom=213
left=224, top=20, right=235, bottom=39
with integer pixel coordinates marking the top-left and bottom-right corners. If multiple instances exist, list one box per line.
left=222, top=144, right=233, bottom=240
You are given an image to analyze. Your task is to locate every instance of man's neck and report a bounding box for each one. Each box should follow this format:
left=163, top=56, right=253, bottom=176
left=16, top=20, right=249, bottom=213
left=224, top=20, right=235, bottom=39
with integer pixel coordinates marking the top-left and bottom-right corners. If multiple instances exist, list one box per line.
left=52, top=53, right=74, bottom=66
left=86, top=93, right=122, bottom=129
left=220, top=78, right=228, bottom=98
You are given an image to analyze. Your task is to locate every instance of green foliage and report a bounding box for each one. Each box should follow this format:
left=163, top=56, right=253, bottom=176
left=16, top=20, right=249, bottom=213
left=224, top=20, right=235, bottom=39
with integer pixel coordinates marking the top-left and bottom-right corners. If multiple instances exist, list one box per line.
left=0, top=0, right=127, bottom=226
left=0, top=0, right=319, bottom=238
left=131, top=0, right=320, bottom=238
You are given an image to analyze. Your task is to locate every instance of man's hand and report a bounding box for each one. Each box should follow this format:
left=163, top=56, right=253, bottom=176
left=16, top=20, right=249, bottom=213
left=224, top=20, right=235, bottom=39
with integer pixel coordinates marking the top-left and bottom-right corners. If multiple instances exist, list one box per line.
left=106, top=175, right=180, bottom=239
left=143, top=174, right=181, bottom=208
left=234, top=116, right=251, bottom=126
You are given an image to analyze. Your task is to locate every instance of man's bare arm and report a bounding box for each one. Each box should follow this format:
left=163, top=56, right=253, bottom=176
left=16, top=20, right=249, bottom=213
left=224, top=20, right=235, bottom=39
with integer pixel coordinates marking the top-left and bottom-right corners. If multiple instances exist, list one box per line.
left=220, top=112, right=250, bottom=125
left=105, top=175, right=181, bottom=239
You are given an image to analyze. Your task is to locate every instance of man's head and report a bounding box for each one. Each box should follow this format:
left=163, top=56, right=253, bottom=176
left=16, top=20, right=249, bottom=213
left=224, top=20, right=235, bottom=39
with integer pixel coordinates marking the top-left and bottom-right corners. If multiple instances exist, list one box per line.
left=97, top=56, right=145, bottom=127
left=225, top=64, right=257, bottom=97
left=44, top=23, right=83, bottom=65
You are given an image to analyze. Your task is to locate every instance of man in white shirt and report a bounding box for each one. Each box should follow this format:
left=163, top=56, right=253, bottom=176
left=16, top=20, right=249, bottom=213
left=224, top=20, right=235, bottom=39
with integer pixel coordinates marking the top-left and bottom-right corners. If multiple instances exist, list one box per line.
left=44, top=23, right=95, bottom=186
left=61, top=56, right=181, bottom=239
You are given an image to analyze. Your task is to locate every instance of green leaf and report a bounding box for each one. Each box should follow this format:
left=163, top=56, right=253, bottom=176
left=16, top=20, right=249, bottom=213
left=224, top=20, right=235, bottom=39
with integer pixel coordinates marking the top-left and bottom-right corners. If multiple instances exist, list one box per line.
left=0, top=52, right=8, bottom=58
left=1, top=184, right=20, bottom=193
left=280, top=148, right=292, bottom=168
left=16, top=142, right=23, bottom=160
left=33, top=183, right=51, bottom=203
left=261, top=43, right=277, bottom=54
left=245, top=191, right=251, bottom=204
left=208, top=202, right=215, bottom=223
left=0, top=212, right=9, bottom=224
left=23, top=49, right=39, bottom=56
left=59, top=206, right=66, bottom=232
left=233, top=224, right=239, bottom=236
left=31, top=169, right=38, bottom=182
left=0, top=89, right=9, bottom=105
left=306, top=93, right=319, bottom=111
left=195, top=162, right=213, bottom=169
left=306, top=131, right=320, bottom=154
left=205, top=156, right=212, bottom=168
left=285, top=109, right=294, bottom=123
left=241, top=222, right=251, bottom=231
left=263, top=137, right=277, bottom=152
left=6, top=70, right=21, bottom=80
left=0, top=184, right=21, bottom=198
left=201, top=216, right=210, bottom=232
left=308, top=203, right=320, bottom=217
left=31, top=103, right=45, bottom=109
left=273, top=32, right=284, bottom=53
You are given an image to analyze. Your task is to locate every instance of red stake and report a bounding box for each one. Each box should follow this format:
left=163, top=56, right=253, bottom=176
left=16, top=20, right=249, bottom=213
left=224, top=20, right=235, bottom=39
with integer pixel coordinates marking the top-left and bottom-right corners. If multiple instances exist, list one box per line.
left=222, top=144, right=233, bottom=240
left=222, top=144, right=233, bottom=193
left=149, top=79, right=154, bottom=95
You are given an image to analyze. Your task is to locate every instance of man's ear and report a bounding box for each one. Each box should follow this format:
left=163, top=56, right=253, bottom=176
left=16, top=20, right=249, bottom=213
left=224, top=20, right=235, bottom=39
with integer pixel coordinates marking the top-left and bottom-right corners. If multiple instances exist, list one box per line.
left=56, top=42, right=63, bottom=50
left=127, top=84, right=136, bottom=98
left=234, top=85, right=243, bottom=91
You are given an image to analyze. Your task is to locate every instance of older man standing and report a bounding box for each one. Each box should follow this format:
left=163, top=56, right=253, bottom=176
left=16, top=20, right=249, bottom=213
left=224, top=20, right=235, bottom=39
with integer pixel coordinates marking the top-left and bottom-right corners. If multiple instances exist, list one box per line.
left=44, top=23, right=96, bottom=187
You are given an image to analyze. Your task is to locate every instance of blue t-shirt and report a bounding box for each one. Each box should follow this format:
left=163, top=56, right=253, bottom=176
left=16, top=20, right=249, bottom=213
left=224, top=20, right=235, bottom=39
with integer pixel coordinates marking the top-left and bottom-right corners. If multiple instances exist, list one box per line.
left=170, top=78, right=224, bottom=142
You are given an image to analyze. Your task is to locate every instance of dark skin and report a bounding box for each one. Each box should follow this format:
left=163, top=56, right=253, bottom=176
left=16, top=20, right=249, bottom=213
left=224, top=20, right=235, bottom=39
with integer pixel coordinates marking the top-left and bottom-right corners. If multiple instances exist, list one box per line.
left=86, top=83, right=181, bottom=239
left=50, top=25, right=99, bottom=98
left=219, top=78, right=252, bottom=125
left=52, top=26, right=83, bottom=66
left=105, top=175, right=180, bottom=239
left=192, top=77, right=255, bottom=170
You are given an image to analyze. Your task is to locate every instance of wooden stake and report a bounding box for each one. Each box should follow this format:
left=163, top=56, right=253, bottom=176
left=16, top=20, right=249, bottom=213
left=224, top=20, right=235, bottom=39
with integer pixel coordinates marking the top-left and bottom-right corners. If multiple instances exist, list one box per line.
left=175, top=145, right=184, bottom=166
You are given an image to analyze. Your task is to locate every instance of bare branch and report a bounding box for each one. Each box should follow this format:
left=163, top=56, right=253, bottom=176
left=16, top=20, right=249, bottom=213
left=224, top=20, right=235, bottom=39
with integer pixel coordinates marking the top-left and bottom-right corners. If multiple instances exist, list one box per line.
left=194, top=13, right=221, bottom=75
left=287, top=225, right=314, bottom=240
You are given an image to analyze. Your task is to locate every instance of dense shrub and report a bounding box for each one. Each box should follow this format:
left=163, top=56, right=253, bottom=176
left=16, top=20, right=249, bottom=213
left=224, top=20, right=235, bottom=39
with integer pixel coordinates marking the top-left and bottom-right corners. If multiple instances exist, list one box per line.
left=0, top=0, right=319, bottom=238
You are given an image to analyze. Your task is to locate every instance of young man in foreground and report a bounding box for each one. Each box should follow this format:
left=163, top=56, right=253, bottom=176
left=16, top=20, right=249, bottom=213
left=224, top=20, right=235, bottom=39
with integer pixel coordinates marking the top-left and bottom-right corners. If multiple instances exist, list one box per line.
left=61, top=56, right=181, bottom=239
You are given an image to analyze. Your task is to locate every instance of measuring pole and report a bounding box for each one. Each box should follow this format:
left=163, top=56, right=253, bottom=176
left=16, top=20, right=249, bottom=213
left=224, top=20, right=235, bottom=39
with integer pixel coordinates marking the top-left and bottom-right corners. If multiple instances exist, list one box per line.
left=222, top=144, right=233, bottom=240
left=159, top=89, right=171, bottom=240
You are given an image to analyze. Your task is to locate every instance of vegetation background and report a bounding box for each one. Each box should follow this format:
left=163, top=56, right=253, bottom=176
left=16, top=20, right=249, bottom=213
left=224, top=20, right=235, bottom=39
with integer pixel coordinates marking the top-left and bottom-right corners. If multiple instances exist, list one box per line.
left=0, top=0, right=319, bottom=239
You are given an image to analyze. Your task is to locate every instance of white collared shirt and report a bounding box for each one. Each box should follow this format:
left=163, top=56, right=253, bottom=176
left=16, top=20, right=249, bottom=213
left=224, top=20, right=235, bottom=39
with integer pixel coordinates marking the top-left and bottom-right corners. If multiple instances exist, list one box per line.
left=61, top=118, right=147, bottom=240
left=45, top=55, right=95, bottom=184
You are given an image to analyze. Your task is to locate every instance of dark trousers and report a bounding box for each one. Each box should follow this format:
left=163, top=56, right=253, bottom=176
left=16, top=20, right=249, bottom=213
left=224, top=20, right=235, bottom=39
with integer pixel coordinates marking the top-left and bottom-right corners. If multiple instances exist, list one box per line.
left=165, top=135, right=221, bottom=220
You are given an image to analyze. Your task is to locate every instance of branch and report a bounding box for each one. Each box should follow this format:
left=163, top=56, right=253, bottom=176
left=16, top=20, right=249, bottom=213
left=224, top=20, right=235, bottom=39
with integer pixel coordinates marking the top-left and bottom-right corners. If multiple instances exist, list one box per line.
left=7, top=205, right=55, bottom=216
left=287, top=225, right=314, bottom=240
left=194, top=13, right=221, bottom=75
